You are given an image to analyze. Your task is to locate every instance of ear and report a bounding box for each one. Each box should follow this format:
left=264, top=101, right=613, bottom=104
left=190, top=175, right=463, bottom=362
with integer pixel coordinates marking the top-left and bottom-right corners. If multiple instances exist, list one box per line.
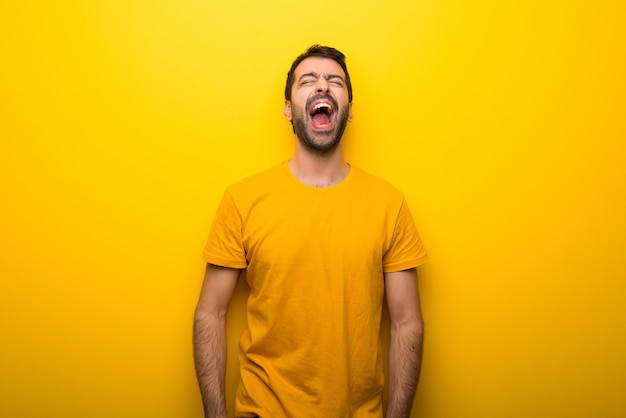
left=284, top=101, right=292, bottom=121
left=348, top=102, right=353, bottom=122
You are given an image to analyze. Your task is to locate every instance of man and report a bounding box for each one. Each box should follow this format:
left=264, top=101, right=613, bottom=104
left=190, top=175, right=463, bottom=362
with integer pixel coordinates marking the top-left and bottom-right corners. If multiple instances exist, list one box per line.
left=194, top=45, right=428, bottom=418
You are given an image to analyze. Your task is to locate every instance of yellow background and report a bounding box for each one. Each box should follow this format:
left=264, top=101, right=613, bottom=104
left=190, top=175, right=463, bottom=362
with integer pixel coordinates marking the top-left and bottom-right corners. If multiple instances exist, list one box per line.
left=1, top=1, right=625, bottom=417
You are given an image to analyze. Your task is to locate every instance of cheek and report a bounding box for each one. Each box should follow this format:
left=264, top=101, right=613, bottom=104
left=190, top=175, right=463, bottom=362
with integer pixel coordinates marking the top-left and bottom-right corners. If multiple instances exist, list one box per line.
left=293, top=104, right=308, bottom=119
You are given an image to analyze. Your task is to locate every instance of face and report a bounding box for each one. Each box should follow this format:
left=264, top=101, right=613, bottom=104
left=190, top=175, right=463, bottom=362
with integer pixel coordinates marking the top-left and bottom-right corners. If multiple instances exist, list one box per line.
left=284, top=57, right=353, bottom=154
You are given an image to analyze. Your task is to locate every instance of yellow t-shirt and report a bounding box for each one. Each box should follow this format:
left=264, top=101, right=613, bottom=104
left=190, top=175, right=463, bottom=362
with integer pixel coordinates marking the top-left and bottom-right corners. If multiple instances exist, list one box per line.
left=203, top=162, right=427, bottom=418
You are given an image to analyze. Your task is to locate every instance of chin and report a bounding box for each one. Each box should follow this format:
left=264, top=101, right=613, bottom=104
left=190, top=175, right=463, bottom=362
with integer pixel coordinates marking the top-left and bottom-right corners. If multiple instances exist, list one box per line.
left=299, top=133, right=342, bottom=154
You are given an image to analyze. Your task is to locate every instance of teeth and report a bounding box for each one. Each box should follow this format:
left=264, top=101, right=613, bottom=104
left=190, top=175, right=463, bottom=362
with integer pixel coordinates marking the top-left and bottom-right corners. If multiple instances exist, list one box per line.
left=314, top=103, right=331, bottom=110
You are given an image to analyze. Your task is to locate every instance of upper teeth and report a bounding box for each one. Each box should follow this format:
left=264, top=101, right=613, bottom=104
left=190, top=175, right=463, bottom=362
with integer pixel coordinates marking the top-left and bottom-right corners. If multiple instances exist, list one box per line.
left=314, top=103, right=331, bottom=110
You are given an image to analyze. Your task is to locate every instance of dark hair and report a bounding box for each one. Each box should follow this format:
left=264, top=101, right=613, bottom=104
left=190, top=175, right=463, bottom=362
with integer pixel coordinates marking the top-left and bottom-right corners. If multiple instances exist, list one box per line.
left=284, top=45, right=353, bottom=103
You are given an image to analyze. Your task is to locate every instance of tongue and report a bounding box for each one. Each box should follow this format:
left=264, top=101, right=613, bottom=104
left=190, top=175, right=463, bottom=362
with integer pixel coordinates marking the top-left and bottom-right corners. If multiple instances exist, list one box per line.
left=312, top=113, right=331, bottom=126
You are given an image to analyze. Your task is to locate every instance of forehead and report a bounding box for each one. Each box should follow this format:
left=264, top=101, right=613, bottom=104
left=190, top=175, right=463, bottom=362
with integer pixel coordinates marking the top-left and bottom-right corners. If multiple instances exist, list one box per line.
left=294, top=57, right=346, bottom=79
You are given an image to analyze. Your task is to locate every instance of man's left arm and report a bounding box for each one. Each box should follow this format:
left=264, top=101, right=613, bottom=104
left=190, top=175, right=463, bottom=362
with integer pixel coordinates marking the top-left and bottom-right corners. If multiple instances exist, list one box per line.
left=384, top=267, right=424, bottom=418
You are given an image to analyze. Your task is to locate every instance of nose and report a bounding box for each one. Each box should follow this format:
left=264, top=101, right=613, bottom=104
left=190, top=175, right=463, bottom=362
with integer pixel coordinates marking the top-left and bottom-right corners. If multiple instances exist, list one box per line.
left=315, top=77, right=330, bottom=94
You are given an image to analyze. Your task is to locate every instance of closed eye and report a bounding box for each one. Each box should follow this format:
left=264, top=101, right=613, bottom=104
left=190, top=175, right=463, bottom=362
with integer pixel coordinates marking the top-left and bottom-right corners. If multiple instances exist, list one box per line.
left=326, top=75, right=345, bottom=87
left=298, top=72, right=319, bottom=86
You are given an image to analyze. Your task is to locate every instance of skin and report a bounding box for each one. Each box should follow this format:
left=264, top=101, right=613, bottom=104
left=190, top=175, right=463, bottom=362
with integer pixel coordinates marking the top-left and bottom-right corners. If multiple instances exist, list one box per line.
left=286, top=57, right=352, bottom=156
left=284, top=57, right=353, bottom=187
left=193, top=56, right=424, bottom=418
left=193, top=264, right=239, bottom=418
left=384, top=268, right=424, bottom=418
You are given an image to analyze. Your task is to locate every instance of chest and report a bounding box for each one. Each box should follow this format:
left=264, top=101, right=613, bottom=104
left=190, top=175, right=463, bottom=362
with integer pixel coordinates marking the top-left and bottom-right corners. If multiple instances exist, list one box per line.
left=245, top=192, right=392, bottom=262
left=239, top=191, right=395, bottom=303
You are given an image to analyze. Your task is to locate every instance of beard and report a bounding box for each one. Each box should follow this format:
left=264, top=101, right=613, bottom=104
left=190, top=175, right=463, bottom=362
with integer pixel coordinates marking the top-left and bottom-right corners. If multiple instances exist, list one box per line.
left=292, top=97, right=350, bottom=155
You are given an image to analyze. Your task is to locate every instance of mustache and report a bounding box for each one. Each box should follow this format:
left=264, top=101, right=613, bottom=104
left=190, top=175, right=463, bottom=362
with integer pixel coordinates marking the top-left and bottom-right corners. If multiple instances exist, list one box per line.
left=306, top=94, right=339, bottom=111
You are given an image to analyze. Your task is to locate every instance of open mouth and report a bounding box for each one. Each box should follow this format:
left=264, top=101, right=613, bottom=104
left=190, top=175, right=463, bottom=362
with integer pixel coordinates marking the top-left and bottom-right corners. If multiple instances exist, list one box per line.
left=308, top=100, right=335, bottom=130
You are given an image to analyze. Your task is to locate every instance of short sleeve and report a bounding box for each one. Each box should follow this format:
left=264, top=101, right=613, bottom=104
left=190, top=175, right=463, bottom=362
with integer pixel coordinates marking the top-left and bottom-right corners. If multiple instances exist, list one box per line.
left=202, top=189, right=248, bottom=269
left=382, top=197, right=428, bottom=273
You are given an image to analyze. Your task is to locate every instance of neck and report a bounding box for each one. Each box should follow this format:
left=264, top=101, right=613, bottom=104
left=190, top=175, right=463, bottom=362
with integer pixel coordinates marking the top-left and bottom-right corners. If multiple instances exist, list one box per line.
left=288, top=144, right=350, bottom=188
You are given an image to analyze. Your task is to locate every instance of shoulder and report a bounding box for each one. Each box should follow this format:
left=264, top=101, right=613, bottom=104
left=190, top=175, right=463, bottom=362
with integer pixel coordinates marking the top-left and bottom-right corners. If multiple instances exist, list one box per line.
left=349, top=165, right=405, bottom=201
left=226, top=162, right=288, bottom=196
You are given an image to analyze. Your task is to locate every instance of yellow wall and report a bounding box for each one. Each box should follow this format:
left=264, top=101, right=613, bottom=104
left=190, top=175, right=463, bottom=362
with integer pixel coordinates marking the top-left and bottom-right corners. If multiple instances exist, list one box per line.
left=1, top=1, right=625, bottom=417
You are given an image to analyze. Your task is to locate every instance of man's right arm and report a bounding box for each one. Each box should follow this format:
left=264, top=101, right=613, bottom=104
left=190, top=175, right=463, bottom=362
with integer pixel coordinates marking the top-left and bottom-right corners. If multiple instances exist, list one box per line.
left=193, top=263, right=241, bottom=418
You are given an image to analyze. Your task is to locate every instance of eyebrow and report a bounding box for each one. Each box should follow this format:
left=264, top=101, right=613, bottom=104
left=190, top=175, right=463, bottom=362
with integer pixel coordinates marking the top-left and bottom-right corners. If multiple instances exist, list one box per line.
left=298, top=72, right=345, bottom=83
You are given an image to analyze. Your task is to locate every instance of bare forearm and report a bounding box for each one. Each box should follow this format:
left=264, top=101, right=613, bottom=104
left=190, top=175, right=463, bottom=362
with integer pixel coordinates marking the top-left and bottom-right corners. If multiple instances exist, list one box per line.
left=193, top=311, right=228, bottom=418
left=386, top=321, right=424, bottom=418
